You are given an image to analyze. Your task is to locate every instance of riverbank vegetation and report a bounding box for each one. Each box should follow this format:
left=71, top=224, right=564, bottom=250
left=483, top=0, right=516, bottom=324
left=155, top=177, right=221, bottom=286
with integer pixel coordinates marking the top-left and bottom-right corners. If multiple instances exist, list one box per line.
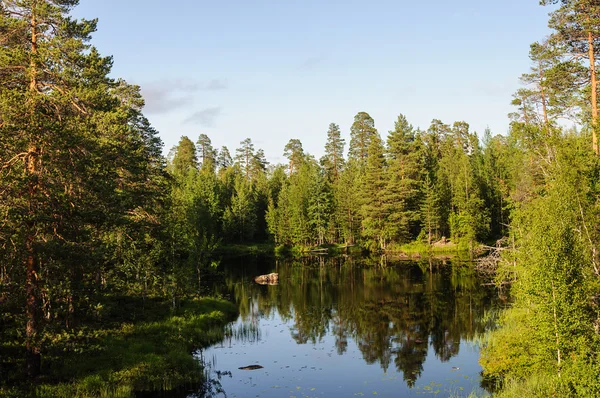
left=479, top=1, right=600, bottom=395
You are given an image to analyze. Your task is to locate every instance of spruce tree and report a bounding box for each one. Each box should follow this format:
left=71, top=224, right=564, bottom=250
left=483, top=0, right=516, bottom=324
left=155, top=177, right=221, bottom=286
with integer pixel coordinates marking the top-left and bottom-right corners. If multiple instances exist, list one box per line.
left=322, top=123, right=345, bottom=181
left=385, top=114, right=423, bottom=241
left=361, top=134, right=389, bottom=250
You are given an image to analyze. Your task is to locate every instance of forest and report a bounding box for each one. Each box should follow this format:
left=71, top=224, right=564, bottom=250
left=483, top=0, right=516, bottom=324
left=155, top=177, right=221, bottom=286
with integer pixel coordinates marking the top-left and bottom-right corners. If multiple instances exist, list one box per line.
left=1, top=0, right=600, bottom=397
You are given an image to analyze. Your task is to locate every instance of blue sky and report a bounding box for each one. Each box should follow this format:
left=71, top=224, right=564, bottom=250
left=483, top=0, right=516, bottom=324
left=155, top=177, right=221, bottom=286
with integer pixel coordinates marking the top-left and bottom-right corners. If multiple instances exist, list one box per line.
left=73, top=0, right=554, bottom=164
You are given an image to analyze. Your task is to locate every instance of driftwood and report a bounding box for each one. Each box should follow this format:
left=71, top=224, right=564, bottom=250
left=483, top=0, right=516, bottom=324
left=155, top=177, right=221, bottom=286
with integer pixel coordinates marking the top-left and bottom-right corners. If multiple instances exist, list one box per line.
left=476, top=237, right=511, bottom=279
left=238, top=365, right=264, bottom=370
left=254, top=273, right=279, bottom=285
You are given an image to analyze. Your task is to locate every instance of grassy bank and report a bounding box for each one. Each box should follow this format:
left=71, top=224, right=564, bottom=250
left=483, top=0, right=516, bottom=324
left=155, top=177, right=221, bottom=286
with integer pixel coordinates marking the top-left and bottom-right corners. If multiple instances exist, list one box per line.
left=215, top=240, right=478, bottom=260
left=214, top=243, right=276, bottom=257
left=2, top=297, right=237, bottom=398
left=385, top=240, right=480, bottom=258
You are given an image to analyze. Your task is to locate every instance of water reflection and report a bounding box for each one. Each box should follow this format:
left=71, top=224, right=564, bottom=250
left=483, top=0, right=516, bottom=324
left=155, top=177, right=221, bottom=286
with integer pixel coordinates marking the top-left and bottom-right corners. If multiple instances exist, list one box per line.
left=203, top=256, right=498, bottom=397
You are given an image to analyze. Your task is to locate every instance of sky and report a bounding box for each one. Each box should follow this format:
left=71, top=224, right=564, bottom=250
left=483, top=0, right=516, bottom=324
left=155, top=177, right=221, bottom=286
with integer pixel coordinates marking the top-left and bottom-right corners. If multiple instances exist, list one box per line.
left=72, top=0, right=555, bottom=164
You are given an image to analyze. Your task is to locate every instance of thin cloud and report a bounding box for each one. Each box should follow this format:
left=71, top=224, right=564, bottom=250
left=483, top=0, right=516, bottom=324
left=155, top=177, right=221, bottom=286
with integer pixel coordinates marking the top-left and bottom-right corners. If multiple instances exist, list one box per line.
left=206, top=79, right=228, bottom=90
left=140, top=79, right=228, bottom=114
left=300, top=55, right=326, bottom=70
left=183, top=107, right=222, bottom=127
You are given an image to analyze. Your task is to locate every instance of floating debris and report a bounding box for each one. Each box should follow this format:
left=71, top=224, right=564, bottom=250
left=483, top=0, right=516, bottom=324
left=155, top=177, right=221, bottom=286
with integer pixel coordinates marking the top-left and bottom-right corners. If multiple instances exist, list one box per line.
left=238, top=365, right=264, bottom=370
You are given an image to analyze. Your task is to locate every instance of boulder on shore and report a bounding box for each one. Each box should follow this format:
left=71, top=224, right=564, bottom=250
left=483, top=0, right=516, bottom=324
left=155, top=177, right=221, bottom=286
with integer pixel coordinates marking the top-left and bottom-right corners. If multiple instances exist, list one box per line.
left=254, top=273, right=279, bottom=285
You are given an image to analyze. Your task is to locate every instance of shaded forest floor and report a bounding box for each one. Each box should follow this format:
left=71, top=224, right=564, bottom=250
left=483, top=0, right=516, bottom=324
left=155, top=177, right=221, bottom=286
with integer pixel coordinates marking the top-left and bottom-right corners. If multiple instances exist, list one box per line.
left=0, top=297, right=237, bottom=398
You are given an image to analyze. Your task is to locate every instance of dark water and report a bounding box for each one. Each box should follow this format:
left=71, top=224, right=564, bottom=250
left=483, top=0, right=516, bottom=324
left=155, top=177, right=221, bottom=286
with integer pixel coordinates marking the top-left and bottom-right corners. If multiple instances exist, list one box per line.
left=198, top=255, right=498, bottom=398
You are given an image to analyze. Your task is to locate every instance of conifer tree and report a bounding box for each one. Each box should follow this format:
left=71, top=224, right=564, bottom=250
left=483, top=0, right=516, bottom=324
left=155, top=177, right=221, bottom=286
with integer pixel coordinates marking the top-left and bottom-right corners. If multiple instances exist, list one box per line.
left=235, top=138, right=255, bottom=178
left=349, top=112, right=378, bottom=164
left=0, top=0, right=165, bottom=375
left=542, top=0, right=600, bottom=153
left=251, top=148, right=268, bottom=178
left=169, top=136, right=198, bottom=175
left=361, top=134, right=389, bottom=250
left=283, top=139, right=304, bottom=175
left=385, top=115, right=423, bottom=241
left=196, top=133, right=217, bottom=172
left=322, top=123, right=345, bottom=181
left=216, top=145, right=233, bottom=170
left=335, top=161, right=362, bottom=245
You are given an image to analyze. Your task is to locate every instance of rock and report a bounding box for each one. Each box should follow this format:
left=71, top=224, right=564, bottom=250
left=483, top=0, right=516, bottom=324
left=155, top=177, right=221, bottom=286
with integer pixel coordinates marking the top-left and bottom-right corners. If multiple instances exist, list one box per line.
left=254, top=273, right=279, bottom=285
left=238, top=365, right=264, bottom=370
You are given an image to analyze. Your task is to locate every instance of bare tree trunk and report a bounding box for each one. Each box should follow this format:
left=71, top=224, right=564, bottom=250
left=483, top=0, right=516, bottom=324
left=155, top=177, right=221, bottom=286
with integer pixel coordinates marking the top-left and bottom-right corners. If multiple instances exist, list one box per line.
left=539, top=61, right=550, bottom=134
left=333, top=150, right=338, bottom=180
left=589, top=30, right=599, bottom=155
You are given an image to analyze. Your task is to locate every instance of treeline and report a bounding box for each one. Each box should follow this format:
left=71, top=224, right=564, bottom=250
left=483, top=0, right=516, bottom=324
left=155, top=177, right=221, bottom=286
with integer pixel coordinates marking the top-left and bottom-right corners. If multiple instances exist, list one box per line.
left=170, top=113, right=513, bottom=252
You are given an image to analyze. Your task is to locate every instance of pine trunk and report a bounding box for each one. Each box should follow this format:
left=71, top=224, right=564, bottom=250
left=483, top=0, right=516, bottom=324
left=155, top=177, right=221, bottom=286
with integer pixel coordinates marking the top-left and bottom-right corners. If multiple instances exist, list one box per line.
left=588, top=30, right=599, bottom=155
left=26, top=9, right=42, bottom=378
left=539, top=61, right=550, bottom=133
left=25, top=235, right=41, bottom=378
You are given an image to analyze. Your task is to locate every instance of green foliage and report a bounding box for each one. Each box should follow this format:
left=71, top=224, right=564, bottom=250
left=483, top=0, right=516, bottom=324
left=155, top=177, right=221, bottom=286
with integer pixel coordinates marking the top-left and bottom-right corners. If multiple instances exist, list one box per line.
left=33, top=298, right=237, bottom=398
left=482, top=132, right=600, bottom=394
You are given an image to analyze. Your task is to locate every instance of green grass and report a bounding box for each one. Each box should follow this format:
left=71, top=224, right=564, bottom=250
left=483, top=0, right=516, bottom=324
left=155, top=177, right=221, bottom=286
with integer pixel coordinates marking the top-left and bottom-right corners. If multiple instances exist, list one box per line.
left=5, top=297, right=237, bottom=398
left=492, top=374, right=580, bottom=398
left=216, top=240, right=477, bottom=259
left=387, top=241, right=469, bottom=256
left=214, top=242, right=275, bottom=256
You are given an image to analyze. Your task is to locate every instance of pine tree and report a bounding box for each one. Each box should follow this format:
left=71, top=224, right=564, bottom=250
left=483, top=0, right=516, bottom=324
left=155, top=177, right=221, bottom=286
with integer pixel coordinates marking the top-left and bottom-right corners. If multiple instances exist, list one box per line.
left=283, top=138, right=304, bottom=175
left=196, top=133, right=217, bottom=172
left=349, top=112, right=377, bottom=164
left=250, top=148, right=268, bottom=180
left=510, top=40, right=584, bottom=130
left=322, top=123, right=345, bottom=181
left=235, top=138, right=255, bottom=178
left=542, top=0, right=600, bottom=153
left=216, top=145, right=233, bottom=170
left=0, top=0, right=165, bottom=376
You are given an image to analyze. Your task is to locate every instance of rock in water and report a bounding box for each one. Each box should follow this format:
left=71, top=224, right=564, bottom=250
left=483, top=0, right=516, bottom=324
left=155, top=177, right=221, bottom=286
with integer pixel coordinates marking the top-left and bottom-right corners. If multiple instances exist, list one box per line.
left=254, top=273, right=279, bottom=285
left=238, top=365, right=264, bottom=370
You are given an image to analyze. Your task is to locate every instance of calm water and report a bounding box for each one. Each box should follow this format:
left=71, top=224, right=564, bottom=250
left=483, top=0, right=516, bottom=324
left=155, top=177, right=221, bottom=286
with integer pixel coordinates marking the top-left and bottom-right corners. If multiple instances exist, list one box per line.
left=198, top=255, right=498, bottom=398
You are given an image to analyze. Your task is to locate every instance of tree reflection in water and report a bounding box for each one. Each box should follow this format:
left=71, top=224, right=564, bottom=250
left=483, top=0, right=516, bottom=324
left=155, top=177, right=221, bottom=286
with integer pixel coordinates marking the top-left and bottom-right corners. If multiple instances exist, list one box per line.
left=206, top=255, right=499, bottom=391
